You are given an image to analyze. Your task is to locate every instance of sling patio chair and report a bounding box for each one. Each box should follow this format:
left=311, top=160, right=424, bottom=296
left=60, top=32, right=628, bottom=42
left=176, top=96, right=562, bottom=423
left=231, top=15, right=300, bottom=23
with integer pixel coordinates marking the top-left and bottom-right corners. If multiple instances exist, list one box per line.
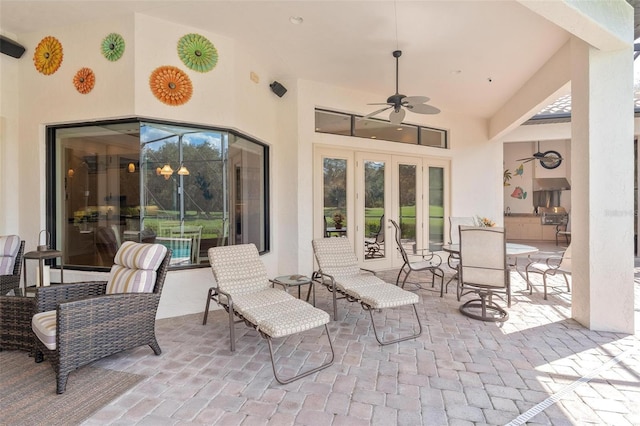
left=364, top=214, right=385, bottom=259
left=31, top=241, right=172, bottom=394
left=203, top=243, right=334, bottom=384
left=525, top=243, right=571, bottom=300
left=389, top=219, right=445, bottom=296
left=457, top=225, right=510, bottom=322
left=0, top=235, right=24, bottom=296
left=556, top=214, right=571, bottom=246
left=447, top=217, right=476, bottom=269
left=312, top=237, right=422, bottom=345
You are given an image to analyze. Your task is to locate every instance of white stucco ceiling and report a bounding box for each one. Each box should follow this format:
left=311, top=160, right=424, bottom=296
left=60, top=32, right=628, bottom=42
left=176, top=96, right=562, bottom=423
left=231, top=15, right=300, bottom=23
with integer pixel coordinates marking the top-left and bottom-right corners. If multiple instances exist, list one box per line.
left=0, top=1, right=572, bottom=119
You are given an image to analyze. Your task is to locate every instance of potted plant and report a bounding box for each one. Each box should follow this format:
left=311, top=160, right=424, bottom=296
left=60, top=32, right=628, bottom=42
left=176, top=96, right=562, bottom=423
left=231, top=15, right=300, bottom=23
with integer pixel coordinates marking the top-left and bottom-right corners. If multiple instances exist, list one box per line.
left=333, top=211, right=345, bottom=229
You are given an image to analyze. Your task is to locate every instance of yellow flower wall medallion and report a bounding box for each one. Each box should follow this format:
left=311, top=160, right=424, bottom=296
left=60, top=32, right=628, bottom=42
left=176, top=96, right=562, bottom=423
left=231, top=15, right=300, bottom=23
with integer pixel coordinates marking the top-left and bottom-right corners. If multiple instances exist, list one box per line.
left=33, top=36, right=63, bottom=75
left=149, top=65, right=193, bottom=106
left=73, top=67, right=95, bottom=94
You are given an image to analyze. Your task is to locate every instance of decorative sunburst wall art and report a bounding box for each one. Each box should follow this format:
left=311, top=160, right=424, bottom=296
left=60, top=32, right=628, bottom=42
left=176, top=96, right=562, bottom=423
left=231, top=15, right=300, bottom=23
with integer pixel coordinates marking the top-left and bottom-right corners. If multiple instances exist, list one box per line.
left=177, top=33, right=218, bottom=73
left=149, top=65, right=193, bottom=106
left=73, top=67, right=95, bottom=94
left=33, top=36, right=63, bottom=75
left=101, top=33, right=125, bottom=61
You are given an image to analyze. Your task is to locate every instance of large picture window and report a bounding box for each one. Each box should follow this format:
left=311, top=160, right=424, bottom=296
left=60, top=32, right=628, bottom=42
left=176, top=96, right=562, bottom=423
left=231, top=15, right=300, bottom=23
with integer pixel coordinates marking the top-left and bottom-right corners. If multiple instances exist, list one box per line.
left=49, top=119, right=269, bottom=270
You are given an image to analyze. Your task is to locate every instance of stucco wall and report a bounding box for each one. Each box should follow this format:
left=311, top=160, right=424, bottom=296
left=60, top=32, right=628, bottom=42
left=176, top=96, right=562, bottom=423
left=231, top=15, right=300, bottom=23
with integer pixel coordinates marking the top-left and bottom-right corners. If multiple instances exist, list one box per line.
left=3, top=12, right=513, bottom=319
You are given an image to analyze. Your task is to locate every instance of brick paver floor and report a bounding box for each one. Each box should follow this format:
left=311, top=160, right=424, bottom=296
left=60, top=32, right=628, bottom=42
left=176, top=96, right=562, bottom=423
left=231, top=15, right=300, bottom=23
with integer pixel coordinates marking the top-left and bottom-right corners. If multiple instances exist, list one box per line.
left=82, top=243, right=640, bottom=425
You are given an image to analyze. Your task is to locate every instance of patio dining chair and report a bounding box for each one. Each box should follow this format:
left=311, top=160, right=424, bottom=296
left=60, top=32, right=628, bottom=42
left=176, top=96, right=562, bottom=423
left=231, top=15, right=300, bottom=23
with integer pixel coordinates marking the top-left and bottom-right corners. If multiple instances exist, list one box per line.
left=0, top=235, right=24, bottom=296
left=447, top=217, right=475, bottom=269
left=556, top=215, right=571, bottom=246
left=31, top=241, right=172, bottom=393
left=458, top=225, right=510, bottom=322
left=525, top=243, right=571, bottom=300
left=203, top=243, right=334, bottom=384
left=312, top=237, right=422, bottom=345
left=389, top=219, right=445, bottom=296
left=364, top=214, right=385, bottom=259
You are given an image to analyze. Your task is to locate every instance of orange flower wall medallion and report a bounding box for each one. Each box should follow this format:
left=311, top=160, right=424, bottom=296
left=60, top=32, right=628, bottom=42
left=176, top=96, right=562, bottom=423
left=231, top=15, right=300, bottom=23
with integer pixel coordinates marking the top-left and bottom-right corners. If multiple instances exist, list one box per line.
left=149, top=65, right=193, bottom=106
left=73, top=67, right=95, bottom=94
left=33, top=36, right=63, bottom=75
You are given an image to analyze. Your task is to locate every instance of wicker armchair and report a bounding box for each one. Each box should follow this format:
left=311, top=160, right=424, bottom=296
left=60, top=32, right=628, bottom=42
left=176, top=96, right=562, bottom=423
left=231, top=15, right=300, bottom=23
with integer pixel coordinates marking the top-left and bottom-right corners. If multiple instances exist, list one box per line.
left=32, top=242, right=172, bottom=394
left=0, top=236, right=24, bottom=296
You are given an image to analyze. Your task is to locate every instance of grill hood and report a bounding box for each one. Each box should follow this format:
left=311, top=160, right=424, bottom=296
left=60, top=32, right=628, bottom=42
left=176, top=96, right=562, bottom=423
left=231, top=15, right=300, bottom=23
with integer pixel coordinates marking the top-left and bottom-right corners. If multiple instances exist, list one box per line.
left=533, top=177, right=571, bottom=191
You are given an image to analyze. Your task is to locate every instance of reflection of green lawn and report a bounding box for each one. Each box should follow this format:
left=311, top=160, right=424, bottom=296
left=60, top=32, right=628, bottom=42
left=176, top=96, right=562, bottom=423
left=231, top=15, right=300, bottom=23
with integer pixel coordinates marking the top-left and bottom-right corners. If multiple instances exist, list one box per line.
left=145, top=211, right=225, bottom=239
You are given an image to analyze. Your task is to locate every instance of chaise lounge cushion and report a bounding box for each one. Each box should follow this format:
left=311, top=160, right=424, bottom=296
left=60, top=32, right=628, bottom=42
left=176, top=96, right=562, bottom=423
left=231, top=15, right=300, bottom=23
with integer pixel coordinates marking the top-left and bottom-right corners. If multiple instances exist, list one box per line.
left=0, top=235, right=21, bottom=275
left=240, top=298, right=330, bottom=338
left=333, top=274, right=419, bottom=309
left=208, top=244, right=271, bottom=295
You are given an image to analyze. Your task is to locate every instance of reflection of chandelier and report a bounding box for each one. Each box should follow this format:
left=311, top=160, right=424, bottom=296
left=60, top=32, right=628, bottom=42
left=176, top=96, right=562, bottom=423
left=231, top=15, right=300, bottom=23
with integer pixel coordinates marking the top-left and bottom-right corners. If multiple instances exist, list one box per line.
left=160, top=164, right=173, bottom=179
left=159, top=163, right=189, bottom=180
left=128, top=162, right=135, bottom=173
left=177, top=164, right=190, bottom=176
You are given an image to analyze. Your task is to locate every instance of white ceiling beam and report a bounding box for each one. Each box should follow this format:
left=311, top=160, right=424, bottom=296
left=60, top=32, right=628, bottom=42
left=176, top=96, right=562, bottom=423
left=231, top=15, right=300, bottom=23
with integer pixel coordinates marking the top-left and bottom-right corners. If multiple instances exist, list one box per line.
left=489, top=0, right=634, bottom=140
left=488, top=42, right=571, bottom=141
left=517, top=0, right=633, bottom=51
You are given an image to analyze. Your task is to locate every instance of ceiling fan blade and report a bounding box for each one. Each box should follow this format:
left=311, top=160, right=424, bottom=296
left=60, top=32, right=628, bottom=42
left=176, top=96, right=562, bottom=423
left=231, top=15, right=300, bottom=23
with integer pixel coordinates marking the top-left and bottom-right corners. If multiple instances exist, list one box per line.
left=402, top=96, right=430, bottom=105
left=406, top=103, right=441, bottom=114
left=516, top=157, right=536, bottom=163
left=360, top=106, right=392, bottom=120
left=389, top=108, right=406, bottom=124
left=367, top=102, right=393, bottom=106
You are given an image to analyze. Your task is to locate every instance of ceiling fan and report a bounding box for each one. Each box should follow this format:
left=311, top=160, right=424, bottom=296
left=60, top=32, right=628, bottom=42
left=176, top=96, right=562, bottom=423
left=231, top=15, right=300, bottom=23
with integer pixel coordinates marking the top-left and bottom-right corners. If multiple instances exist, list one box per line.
left=362, top=50, right=440, bottom=124
left=517, top=141, right=563, bottom=169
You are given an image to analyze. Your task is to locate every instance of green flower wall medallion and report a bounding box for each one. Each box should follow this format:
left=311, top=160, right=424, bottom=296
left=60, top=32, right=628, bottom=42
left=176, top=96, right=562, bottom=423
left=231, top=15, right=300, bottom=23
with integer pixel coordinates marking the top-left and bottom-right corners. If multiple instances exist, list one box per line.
left=101, top=33, right=125, bottom=61
left=177, top=33, right=218, bottom=73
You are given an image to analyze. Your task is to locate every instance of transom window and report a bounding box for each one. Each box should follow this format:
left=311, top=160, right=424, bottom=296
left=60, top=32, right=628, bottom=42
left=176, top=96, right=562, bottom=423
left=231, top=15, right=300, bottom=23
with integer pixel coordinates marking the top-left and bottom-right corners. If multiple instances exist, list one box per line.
left=48, top=118, right=269, bottom=270
left=315, top=109, right=448, bottom=148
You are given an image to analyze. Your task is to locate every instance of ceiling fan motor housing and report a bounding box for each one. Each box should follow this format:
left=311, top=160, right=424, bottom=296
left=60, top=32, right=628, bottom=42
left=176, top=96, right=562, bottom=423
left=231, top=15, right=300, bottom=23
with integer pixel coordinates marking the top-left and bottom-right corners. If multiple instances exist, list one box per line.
left=387, top=93, right=405, bottom=110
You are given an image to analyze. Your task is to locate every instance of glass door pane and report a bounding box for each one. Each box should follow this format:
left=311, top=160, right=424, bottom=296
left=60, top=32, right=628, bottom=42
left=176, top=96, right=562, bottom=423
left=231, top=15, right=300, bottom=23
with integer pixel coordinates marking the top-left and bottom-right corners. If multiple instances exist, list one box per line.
left=398, top=163, right=418, bottom=255
left=364, top=160, right=385, bottom=259
left=323, top=158, right=348, bottom=237
left=428, top=166, right=445, bottom=251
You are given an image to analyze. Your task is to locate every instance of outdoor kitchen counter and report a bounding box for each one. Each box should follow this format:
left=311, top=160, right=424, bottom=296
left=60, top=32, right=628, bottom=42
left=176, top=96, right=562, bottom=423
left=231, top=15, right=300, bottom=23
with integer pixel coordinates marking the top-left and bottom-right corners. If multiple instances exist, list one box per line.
left=504, top=215, right=557, bottom=241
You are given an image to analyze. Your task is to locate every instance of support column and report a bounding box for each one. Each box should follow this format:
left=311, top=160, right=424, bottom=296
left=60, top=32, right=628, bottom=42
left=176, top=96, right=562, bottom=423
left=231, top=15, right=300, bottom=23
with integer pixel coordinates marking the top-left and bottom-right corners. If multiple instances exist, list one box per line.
left=570, top=37, right=635, bottom=333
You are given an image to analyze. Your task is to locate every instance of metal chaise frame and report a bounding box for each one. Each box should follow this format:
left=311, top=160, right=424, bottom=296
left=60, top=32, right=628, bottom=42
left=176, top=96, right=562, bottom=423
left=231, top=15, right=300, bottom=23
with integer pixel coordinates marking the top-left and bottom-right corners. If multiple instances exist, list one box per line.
left=203, top=244, right=334, bottom=385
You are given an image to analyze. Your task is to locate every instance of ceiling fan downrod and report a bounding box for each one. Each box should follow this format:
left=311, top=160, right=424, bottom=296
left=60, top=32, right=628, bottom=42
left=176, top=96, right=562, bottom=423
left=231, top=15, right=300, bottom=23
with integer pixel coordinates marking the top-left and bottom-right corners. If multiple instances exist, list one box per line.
left=388, top=50, right=405, bottom=111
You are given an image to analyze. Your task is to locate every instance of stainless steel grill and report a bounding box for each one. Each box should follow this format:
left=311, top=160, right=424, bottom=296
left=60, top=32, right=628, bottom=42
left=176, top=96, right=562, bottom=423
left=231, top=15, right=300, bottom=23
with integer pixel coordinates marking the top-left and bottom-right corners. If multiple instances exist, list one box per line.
left=541, top=213, right=568, bottom=225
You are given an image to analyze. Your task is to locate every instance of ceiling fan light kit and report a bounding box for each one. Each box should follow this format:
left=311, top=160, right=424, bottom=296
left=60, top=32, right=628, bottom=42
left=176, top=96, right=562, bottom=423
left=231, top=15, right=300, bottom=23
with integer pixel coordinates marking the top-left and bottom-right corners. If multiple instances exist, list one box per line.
left=363, top=50, right=440, bottom=124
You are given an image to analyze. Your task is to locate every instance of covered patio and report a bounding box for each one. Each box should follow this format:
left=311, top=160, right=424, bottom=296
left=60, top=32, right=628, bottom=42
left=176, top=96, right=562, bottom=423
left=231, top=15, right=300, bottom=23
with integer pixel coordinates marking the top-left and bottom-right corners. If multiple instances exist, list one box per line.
left=0, top=1, right=638, bottom=422
left=73, top=250, right=640, bottom=425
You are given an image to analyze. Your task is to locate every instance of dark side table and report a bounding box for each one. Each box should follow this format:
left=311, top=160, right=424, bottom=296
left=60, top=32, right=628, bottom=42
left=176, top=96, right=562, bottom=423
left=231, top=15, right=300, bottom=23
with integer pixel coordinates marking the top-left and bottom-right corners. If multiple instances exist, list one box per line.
left=272, top=275, right=315, bottom=306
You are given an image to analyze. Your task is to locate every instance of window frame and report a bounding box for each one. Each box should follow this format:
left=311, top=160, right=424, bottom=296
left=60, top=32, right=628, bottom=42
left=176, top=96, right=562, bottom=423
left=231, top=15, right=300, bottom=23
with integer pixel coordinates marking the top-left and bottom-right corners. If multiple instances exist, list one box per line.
left=46, top=117, right=270, bottom=272
left=315, top=108, right=448, bottom=149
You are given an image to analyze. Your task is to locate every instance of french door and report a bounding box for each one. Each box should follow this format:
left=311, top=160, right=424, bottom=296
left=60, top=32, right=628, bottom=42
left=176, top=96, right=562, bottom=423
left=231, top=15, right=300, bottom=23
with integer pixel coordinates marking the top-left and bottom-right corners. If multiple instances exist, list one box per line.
left=315, top=147, right=448, bottom=270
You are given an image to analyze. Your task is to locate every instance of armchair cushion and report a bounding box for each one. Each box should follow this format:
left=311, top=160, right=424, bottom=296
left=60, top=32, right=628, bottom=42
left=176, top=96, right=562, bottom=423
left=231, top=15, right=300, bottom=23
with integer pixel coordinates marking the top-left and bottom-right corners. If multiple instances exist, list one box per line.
left=113, top=241, right=167, bottom=270
left=32, top=310, right=57, bottom=350
left=106, top=265, right=157, bottom=294
left=106, top=241, right=167, bottom=294
left=0, top=235, right=21, bottom=275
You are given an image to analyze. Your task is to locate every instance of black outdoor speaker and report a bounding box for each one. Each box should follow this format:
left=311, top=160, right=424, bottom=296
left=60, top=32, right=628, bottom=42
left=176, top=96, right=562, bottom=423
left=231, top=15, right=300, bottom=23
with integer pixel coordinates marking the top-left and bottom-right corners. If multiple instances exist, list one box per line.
left=0, top=35, right=26, bottom=58
left=269, top=81, right=287, bottom=98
